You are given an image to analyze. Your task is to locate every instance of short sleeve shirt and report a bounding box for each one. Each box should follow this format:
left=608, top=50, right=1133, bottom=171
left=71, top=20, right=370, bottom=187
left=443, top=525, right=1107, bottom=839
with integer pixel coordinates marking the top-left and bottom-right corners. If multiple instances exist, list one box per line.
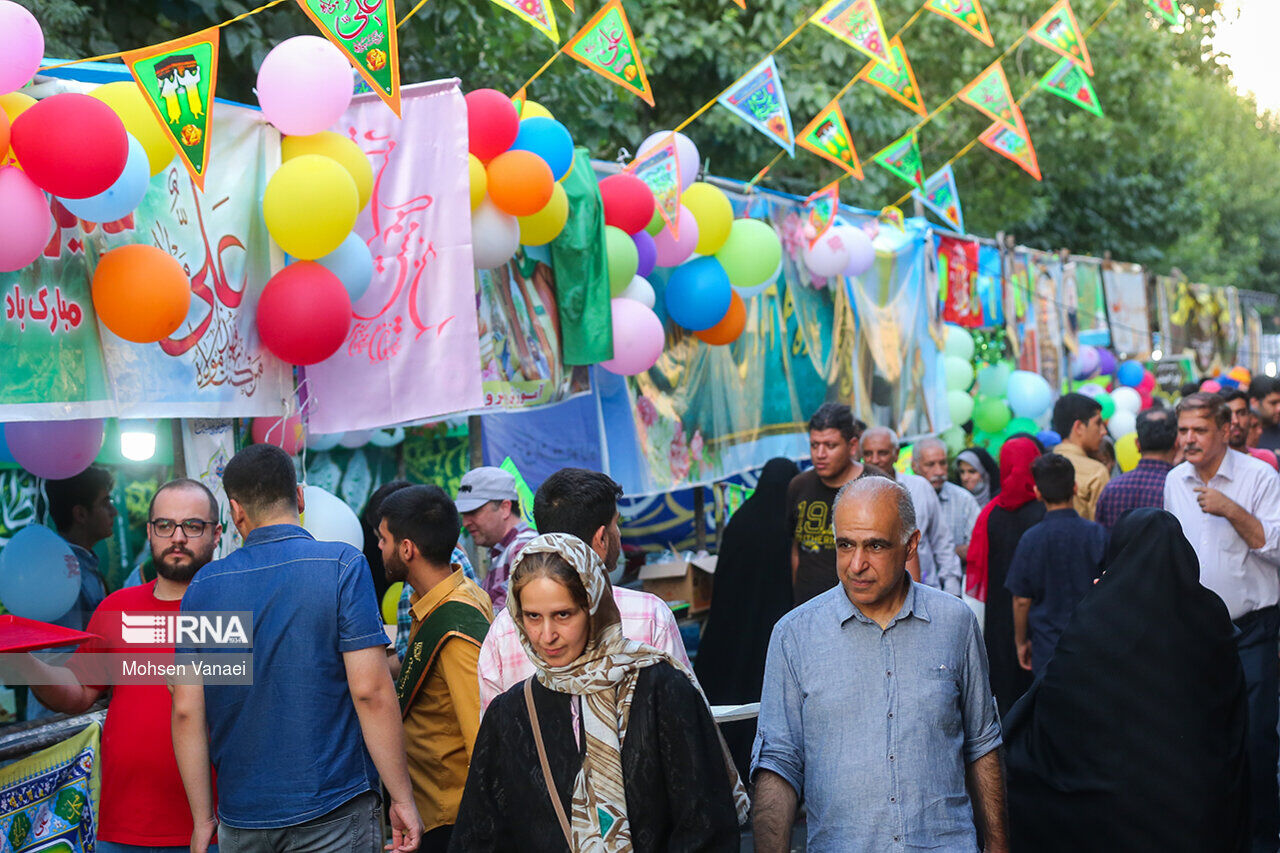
left=786, top=470, right=841, bottom=606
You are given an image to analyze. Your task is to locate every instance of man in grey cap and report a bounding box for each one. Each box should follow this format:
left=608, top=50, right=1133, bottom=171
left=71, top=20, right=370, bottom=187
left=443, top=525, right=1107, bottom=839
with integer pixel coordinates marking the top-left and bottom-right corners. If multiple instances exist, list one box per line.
left=456, top=467, right=537, bottom=610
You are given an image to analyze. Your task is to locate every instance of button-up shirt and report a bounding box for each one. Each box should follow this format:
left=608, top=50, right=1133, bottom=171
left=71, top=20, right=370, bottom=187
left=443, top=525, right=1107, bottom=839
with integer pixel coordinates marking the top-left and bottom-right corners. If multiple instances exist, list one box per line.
left=1054, top=441, right=1111, bottom=521
left=1164, top=449, right=1280, bottom=620
left=936, top=481, right=981, bottom=548
left=900, top=473, right=962, bottom=596
left=1095, top=457, right=1173, bottom=529
left=753, top=579, right=1002, bottom=851
left=481, top=522, right=537, bottom=611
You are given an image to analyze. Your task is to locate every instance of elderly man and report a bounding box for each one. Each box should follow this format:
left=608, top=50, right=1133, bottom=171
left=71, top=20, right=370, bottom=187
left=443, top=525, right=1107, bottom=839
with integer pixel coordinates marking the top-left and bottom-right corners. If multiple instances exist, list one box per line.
left=455, top=467, right=537, bottom=611
left=753, top=477, right=1008, bottom=852
left=913, top=436, right=981, bottom=562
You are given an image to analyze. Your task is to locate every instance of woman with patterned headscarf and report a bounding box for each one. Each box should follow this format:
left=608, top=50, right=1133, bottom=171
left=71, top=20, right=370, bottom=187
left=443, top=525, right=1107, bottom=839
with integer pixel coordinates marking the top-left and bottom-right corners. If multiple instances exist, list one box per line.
left=450, top=533, right=747, bottom=852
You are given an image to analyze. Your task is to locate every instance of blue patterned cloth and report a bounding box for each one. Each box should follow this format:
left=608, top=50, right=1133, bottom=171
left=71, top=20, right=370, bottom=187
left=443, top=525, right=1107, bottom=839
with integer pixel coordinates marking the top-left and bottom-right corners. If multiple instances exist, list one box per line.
left=0, top=722, right=100, bottom=853
left=395, top=547, right=475, bottom=661
left=1094, top=458, right=1173, bottom=530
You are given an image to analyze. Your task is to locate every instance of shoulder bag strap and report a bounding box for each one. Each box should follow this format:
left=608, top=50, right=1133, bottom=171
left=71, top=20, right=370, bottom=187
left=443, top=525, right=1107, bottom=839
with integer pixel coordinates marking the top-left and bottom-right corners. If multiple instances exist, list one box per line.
left=524, top=677, right=574, bottom=848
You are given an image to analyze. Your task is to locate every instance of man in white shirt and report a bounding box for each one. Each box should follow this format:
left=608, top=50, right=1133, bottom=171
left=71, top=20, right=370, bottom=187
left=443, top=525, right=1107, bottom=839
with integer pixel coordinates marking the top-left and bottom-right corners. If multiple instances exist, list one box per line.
left=1165, top=391, right=1280, bottom=853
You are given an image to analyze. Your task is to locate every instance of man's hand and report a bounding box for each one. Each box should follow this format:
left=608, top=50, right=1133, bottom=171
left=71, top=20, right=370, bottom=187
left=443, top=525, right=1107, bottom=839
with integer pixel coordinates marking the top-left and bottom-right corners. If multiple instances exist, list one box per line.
left=385, top=799, right=424, bottom=852
left=1194, top=485, right=1236, bottom=518
left=190, top=815, right=217, bottom=853
left=1016, top=640, right=1032, bottom=672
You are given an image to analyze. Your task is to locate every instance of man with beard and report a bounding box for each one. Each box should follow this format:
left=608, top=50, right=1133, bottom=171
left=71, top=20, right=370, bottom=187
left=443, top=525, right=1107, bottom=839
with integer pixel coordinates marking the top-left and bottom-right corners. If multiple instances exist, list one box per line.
left=1224, top=389, right=1279, bottom=471
left=18, top=479, right=223, bottom=853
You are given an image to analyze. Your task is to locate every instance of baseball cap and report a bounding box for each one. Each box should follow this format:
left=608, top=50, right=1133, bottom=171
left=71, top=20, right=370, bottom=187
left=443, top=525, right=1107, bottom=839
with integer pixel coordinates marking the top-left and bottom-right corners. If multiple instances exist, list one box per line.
left=455, top=467, right=519, bottom=513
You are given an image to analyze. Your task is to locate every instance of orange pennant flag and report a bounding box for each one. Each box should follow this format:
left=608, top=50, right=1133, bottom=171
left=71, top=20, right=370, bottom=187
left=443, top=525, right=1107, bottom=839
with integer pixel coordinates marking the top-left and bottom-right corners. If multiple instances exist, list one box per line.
left=1028, top=0, right=1094, bottom=76
left=294, top=0, right=402, bottom=116
left=979, top=114, right=1041, bottom=180
left=562, top=0, right=654, bottom=106
left=957, top=60, right=1022, bottom=130
left=797, top=99, right=864, bottom=179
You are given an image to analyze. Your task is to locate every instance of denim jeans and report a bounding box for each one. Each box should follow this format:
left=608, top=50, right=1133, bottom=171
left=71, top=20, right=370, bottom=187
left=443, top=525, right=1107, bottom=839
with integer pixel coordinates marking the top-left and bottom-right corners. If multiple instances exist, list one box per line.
left=217, top=791, right=381, bottom=853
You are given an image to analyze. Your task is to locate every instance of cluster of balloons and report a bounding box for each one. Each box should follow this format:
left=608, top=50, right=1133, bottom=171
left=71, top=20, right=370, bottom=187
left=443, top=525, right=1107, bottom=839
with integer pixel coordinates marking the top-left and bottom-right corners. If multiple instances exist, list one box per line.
left=467, top=90, right=575, bottom=269
left=941, top=324, right=1054, bottom=457
left=802, top=222, right=876, bottom=281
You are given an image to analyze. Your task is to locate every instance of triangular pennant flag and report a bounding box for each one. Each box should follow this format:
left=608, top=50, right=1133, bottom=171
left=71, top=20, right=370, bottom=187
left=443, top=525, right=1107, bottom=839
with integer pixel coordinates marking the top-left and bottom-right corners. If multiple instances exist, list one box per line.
left=626, top=134, right=682, bottom=238
left=562, top=0, right=654, bottom=106
left=1145, top=0, right=1181, bottom=25
left=1029, top=0, right=1093, bottom=76
left=810, top=0, right=895, bottom=69
left=980, top=116, right=1041, bottom=180
left=861, top=35, right=927, bottom=117
left=732, top=0, right=746, bottom=8
left=804, top=181, right=840, bottom=247
left=924, top=0, right=994, bottom=48
left=957, top=60, right=1022, bottom=130
left=294, top=0, right=402, bottom=115
left=123, top=28, right=220, bottom=192
left=560, top=0, right=574, bottom=11
left=913, top=165, right=964, bottom=232
left=1038, top=57, right=1102, bottom=117
left=717, top=56, right=795, bottom=155
left=482, top=0, right=559, bottom=42
left=512, top=88, right=528, bottom=116
left=797, top=99, right=863, bottom=179
left=872, top=132, right=925, bottom=191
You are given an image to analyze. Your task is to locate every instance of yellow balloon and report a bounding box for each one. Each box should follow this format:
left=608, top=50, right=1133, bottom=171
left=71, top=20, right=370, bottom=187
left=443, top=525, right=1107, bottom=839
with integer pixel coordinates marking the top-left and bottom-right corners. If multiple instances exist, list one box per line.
left=1115, top=432, right=1140, bottom=472
left=469, top=154, right=487, bottom=211
left=518, top=183, right=569, bottom=246
left=516, top=98, right=554, bottom=120
left=0, top=92, right=36, bottom=169
left=89, top=82, right=175, bottom=176
left=282, top=131, right=374, bottom=211
left=381, top=582, right=403, bottom=624
left=262, top=155, right=359, bottom=260
left=681, top=182, right=733, bottom=255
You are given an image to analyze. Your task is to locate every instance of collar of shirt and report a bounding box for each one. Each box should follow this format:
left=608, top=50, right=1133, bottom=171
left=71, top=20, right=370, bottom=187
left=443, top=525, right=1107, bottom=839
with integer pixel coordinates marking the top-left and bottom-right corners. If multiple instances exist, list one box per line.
left=409, top=566, right=469, bottom=623
left=1180, top=447, right=1242, bottom=487
left=243, top=523, right=313, bottom=547
left=489, top=522, right=531, bottom=559
left=1044, top=507, right=1080, bottom=522
left=1135, top=458, right=1174, bottom=475
left=833, top=576, right=931, bottom=629
left=69, top=543, right=101, bottom=573
left=1056, top=440, right=1102, bottom=468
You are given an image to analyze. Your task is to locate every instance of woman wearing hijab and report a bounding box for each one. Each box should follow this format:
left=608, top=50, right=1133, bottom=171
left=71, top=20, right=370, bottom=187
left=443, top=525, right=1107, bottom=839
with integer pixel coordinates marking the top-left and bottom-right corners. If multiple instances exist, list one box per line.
left=694, top=457, right=800, bottom=777
left=1004, top=509, right=1249, bottom=852
left=451, top=533, right=747, bottom=852
left=965, top=436, right=1043, bottom=715
left=956, top=447, right=1001, bottom=504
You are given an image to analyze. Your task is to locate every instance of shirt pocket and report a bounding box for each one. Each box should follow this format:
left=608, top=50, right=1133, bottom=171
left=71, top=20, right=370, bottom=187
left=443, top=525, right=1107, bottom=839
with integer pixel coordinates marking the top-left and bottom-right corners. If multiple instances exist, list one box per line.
left=916, top=662, right=962, bottom=737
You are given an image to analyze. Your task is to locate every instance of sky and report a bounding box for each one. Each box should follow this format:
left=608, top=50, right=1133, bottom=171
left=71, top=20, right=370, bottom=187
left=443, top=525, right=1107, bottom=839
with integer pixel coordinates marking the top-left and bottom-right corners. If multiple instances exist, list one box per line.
left=1212, top=0, right=1280, bottom=113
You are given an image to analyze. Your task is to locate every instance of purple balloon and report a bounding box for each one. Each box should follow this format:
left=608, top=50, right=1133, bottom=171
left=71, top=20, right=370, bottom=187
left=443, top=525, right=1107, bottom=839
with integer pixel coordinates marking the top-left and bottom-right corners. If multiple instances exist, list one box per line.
left=8, top=419, right=105, bottom=479
left=633, top=230, right=657, bottom=278
left=840, top=226, right=876, bottom=277
left=1071, top=345, right=1100, bottom=381
left=1096, top=348, right=1118, bottom=376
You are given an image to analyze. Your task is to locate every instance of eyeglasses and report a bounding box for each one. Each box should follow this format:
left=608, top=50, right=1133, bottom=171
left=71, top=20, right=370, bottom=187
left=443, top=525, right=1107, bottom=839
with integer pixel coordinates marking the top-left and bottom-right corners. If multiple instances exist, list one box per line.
left=150, top=518, right=216, bottom=538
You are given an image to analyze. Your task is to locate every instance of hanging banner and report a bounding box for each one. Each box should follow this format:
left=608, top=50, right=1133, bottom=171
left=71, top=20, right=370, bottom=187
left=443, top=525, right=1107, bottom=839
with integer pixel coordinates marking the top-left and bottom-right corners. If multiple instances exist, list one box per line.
left=295, top=0, right=403, bottom=114
left=957, top=60, right=1022, bottom=130
left=1039, top=57, right=1103, bottom=117
left=862, top=35, right=927, bottom=117
left=626, top=134, right=681, bottom=237
left=1102, top=262, right=1151, bottom=356
left=979, top=117, right=1042, bottom=180
left=304, top=81, right=484, bottom=434
left=1067, top=257, right=1109, bottom=347
left=872, top=132, right=925, bottom=191
left=483, top=0, right=559, bottom=42
left=937, top=234, right=983, bottom=328
left=123, top=28, right=220, bottom=192
left=797, top=99, right=863, bottom=178
left=717, top=56, right=796, bottom=155
left=1029, top=0, right=1094, bottom=76
left=810, top=0, right=894, bottom=68
left=914, top=165, right=964, bottom=232
left=977, top=243, right=1003, bottom=327
left=562, top=0, right=655, bottom=106
left=0, top=724, right=101, bottom=853
left=1146, top=0, right=1181, bottom=25
left=804, top=181, right=840, bottom=246
left=181, top=418, right=241, bottom=558
left=925, top=0, right=994, bottom=47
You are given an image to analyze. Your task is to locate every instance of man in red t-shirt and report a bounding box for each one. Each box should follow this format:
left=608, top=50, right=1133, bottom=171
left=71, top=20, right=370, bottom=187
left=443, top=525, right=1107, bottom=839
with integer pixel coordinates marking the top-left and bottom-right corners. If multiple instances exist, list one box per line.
left=23, top=478, right=223, bottom=853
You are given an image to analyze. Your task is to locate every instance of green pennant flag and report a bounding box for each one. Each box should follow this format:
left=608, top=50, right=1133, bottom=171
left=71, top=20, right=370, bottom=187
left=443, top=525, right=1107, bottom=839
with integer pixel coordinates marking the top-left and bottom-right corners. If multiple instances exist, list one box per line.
left=957, top=60, right=1021, bottom=130
left=872, top=132, right=924, bottom=191
left=294, top=0, right=401, bottom=116
left=862, top=35, right=927, bottom=117
left=562, top=0, right=655, bottom=106
left=1029, top=0, right=1093, bottom=76
left=1038, top=58, right=1103, bottom=117
left=1145, top=0, right=1181, bottom=25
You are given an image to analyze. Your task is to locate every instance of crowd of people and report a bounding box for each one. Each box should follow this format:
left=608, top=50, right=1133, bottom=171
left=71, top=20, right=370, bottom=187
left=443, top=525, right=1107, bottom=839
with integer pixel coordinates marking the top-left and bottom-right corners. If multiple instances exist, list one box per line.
left=7, top=375, right=1280, bottom=852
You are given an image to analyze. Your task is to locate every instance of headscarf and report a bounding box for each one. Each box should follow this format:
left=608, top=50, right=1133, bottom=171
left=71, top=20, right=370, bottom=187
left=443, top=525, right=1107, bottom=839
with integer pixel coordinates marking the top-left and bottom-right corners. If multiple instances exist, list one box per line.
left=957, top=447, right=1000, bottom=504
left=963, top=437, right=1041, bottom=602
left=509, top=533, right=750, bottom=851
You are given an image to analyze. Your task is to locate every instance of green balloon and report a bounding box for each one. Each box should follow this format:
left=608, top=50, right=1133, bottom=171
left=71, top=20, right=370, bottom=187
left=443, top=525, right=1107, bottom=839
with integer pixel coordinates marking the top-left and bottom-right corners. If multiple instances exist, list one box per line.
left=973, top=397, right=1012, bottom=434
left=940, top=426, right=966, bottom=456
left=944, top=356, right=975, bottom=392
left=1096, top=391, right=1116, bottom=420
left=605, top=225, right=639, bottom=296
left=1006, top=417, right=1038, bottom=436
left=714, top=219, right=782, bottom=289
left=977, top=361, right=1012, bottom=397
left=944, top=325, right=975, bottom=360
left=645, top=207, right=664, bottom=236
left=947, top=390, right=974, bottom=425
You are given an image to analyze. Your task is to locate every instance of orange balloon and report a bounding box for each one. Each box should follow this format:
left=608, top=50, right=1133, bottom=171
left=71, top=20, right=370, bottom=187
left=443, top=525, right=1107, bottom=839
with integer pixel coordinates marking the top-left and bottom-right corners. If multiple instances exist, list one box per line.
left=485, top=150, right=554, bottom=217
left=0, top=92, right=34, bottom=169
left=92, top=244, right=192, bottom=343
left=695, top=291, right=746, bottom=346
left=0, top=109, right=9, bottom=165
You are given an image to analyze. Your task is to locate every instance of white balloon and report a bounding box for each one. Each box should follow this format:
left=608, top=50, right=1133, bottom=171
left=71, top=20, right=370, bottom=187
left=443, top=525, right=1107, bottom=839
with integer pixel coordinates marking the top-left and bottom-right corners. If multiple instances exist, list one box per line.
left=306, top=432, right=342, bottom=452
left=301, top=485, right=363, bottom=549
left=618, top=275, right=655, bottom=309
left=1111, top=386, right=1142, bottom=415
left=339, top=429, right=374, bottom=448
left=471, top=199, right=520, bottom=270
left=803, top=230, right=850, bottom=278
left=1108, top=410, right=1137, bottom=438
left=368, top=427, right=406, bottom=447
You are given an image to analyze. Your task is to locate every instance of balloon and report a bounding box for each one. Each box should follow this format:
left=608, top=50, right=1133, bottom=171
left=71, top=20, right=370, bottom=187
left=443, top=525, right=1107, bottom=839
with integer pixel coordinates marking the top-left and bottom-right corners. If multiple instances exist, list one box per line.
left=306, top=431, right=343, bottom=452
left=468, top=154, right=487, bottom=210
left=252, top=413, right=305, bottom=456
left=637, top=131, right=699, bottom=191
left=282, top=131, right=374, bottom=210
left=633, top=230, right=657, bottom=278
left=471, top=199, right=520, bottom=269
left=652, top=205, right=699, bottom=267
left=599, top=173, right=656, bottom=235
left=644, top=207, right=664, bottom=236
left=11, top=93, right=128, bottom=199
left=0, top=109, right=7, bottom=165
left=1006, top=370, right=1054, bottom=418
left=0, top=525, right=79, bottom=622
left=368, top=427, right=406, bottom=447
left=1096, top=391, right=1116, bottom=420
left=1227, top=365, right=1252, bottom=387
left=665, top=257, right=732, bottom=331
left=301, top=485, right=363, bottom=549
left=262, top=154, right=359, bottom=259
left=8, top=419, right=105, bottom=480
left=944, top=324, right=976, bottom=360
left=944, top=356, right=974, bottom=391
left=1109, top=409, right=1137, bottom=438
left=1006, top=417, right=1038, bottom=436
left=510, top=117, right=574, bottom=181
left=517, top=182, right=568, bottom=246
left=382, top=582, right=403, bottom=624
left=681, top=182, right=732, bottom=255
left=0, top=1, right=43, bottom=96
left=734, top=258, right=783, bottom=298
left=1115, top=432, right=1140, bottom=472
left=256, top=36, right=353, bottom=136
left=61, top=133, right=149, bottom=223
left=516, top=99, right=553, bottom=120
left=1139, top=389, right=1154, bottom=410
left=0, top=166, right=52, bottom=272
left=617, top=275, right=655, bottom=309
left=339, top=429, right=375, bottom=448
left=1111, top=386, right=1142, bottom=415
left=1116, top=359, right=1145, bottom=387
left=486, top=150, right=554, bottom=217
left=600, top=298, right=665, bottom=375
left=1201, top=379, right=1222, bottom=394
left=606, top=225, right=639, bottom=296
left=92, top=244, right=191, bottom=343
left=465, top=89, right=520, bottom=161
left=256, top=262, right=353, bottom=365
left=940, top=426, right=966, bottom=456
left=803, top=228, right=851, bottom=278
left=1137, top=370, right=1157, bottom=394
left=0, top=92, right=34, bottom=168
left=977, top=361, right=1012, bottom=397
left=1038, top=429, right=1062, bottom=448
left=1071, top=345, right=1100, bottom=380
left=1096, top=348, right=1117, bottom=377
left=714, top=218, right=781, bottom=290
left=89, top=81, right=174, bottom=175
left=840, top=226, right=876, bottom=277
left=947, top=390, right=974, bottom=425
left=1078, top=383, right=1108, bottom=400
left=973, top=397, right=1012, bottom=434
left=316, top=233, right=375, bottom=303
left=695, top=291, right=746, bottom=346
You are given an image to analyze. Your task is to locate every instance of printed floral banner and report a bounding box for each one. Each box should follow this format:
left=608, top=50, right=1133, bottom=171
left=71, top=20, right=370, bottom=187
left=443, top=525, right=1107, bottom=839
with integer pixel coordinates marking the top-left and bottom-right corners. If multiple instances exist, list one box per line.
left=979, top=115, right=1042, bottom=180
left=484, top=0, right=559, bottom=43
left=925, top=0, right=994, bottom=47
left=914, top=165, right=964, bottom=232
left=804, top=181, right=840, bottom=246
left=1146, top=0, right=1181, bottom=25
left=957, top=60, right=1022, bottom=130
left=0, top=723, right=101, bottom=853
left=1029, top=0, right=1094, bottom=76
left=810, top=0, right=894, bottom=68
left=872, top=132, right=925, bottom=191
left=937, top=234, right=983, bottom=327
left=626, top=134, right=681, bottom=237
left=717, top=56, right=796, bottom=155
left=123, top=28, right=220, bottom=191
left=797, top=99, right=863, bottom=178
left=1039, top=57, right=1102, bottom=117
left=562, top=0, right=654, bottom=106
left=295, top=0, right=402, bottom=114
left=862, top=36, right=927, bottom=117
left=1103, top=262, right=1151, bottom=355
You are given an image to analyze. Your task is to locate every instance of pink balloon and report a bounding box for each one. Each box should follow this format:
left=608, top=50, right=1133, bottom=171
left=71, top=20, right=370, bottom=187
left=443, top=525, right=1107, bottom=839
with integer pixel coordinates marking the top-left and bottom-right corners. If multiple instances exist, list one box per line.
left=600, top=298, right=664, bottom=376
left=804, top=228, right=851, bottom=278
left=0, top=167, right=52, bottom=272
left=252, top=413, right=305, bottom=456
left=1201, top=380, right=1222, bottom=394
left=0, top=1, right=43, bottom=95
left=257, top=36, right=354, bottom=136
left=8, top=419, right=104, bottom=480
left=1139, top=389, right=1154, bottom=410
left=638, top=131, right=700, bottom=191
left=652, top=205, right=699, bottom=268
left=1137, top=370, right=1156, bottom=393
left=840, top=226, right=876, bottom=277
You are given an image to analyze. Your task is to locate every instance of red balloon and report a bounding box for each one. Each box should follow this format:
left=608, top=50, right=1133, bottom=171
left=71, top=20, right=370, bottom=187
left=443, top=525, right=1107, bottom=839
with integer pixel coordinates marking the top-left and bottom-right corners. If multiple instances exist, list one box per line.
left=252, top=413, right=305, bottom=455
left=256, top=262, right=353, bottom=366
left=10, top=93, right=128, bottom=199
left=465, top=89, right=519, bottom=161
left=599, top=173, right=656, bottom=235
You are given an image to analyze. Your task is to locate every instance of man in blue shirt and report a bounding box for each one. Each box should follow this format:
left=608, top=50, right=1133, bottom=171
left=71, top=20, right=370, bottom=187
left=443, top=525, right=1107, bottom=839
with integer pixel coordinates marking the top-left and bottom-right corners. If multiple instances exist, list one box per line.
left=1006, top=453, right=1108, bottom=675
left=753, top=476, right=1008, bottom=852
left=172, top=444, right=422, bottom=853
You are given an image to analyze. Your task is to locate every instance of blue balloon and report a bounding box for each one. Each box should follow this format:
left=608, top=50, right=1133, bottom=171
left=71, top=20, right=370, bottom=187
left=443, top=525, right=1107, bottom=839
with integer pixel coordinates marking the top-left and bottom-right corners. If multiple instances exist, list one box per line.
left=60, top=134, right=150, bottom=224
left=1116, top=359, right=1145, bottom=388
left=665, top=257, right=732, bottom=331
left=316, top=233, right=374, bottom=303
left=0, top=524, right=80, bottom=622
left=510, top=117, right=574, bottom=182
left=1037, top=429, right=1062, bottom=448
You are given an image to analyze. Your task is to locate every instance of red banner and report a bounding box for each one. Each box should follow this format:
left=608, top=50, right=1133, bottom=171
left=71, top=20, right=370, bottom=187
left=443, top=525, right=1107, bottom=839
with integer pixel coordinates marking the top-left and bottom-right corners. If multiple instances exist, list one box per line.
left=937, top=235, right=983, bottom=327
